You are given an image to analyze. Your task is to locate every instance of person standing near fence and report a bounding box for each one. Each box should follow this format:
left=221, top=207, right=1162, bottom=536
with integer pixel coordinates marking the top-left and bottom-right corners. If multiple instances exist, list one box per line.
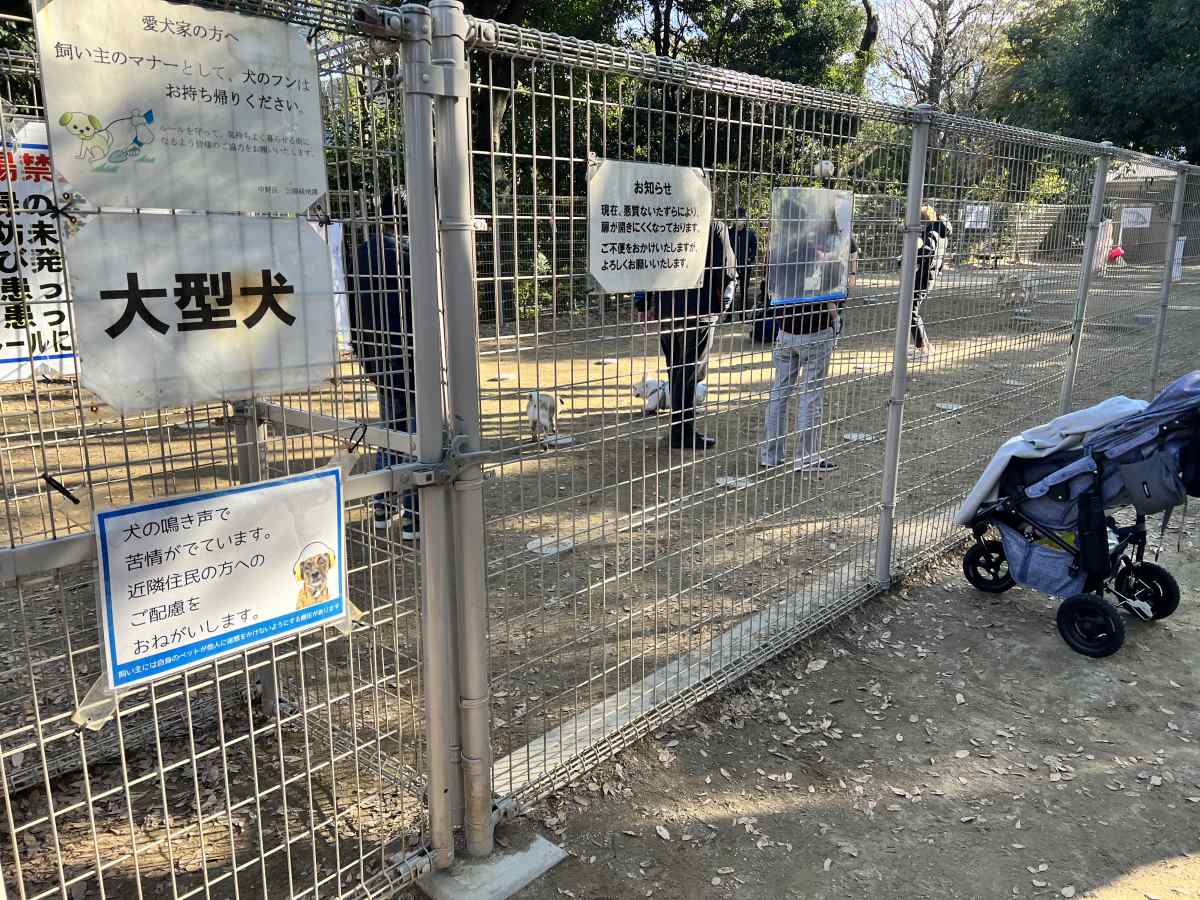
left=731, top=206, right=758, bottom=310
left=911, top=205, right=953, bottom=362
left=351, top=190, right=420, bottom=539
left=760, top=195, right=843, bottom=472
left=636, top=219, right=738, bottom=450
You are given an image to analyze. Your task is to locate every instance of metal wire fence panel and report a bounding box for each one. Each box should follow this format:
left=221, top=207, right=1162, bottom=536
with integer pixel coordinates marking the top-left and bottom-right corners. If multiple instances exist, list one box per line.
left=1071, top=159, right=1178, bottom=410
left=0, top=20, right=431, bottom=898
left=470, top=31, right=915, bottom=801
left=5, top=2, right=1200, bottom=891
left=888, top=132, right=1099, bottom=571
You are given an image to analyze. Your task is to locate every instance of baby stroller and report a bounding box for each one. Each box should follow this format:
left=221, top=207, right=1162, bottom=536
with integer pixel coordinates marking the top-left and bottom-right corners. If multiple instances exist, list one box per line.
left=959, top=372, right=1200, bottom=657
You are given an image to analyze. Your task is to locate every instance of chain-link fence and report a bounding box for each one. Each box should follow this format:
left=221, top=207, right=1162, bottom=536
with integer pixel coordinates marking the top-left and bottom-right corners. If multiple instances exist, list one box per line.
left=1, top=2, right=1198, bottom=897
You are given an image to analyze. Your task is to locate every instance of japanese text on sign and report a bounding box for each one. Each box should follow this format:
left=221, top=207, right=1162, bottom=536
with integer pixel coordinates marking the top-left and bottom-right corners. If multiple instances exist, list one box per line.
left=35, top=0, right=326, bottom=213
left=588, top=160, right=712, bottom=293
left=67, top=213, right=336, bottom=414
left=0, top=121, right=73, bottom=381
left=96, top=469, right=345, bottom=689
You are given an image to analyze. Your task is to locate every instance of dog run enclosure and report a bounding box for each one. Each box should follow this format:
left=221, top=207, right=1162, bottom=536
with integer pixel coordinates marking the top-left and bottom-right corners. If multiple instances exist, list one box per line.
left=1, top=1, right=1200, bottom=896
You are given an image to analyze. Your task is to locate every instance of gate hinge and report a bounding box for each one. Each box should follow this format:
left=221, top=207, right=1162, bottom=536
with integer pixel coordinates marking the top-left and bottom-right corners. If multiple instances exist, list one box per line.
left=403, top=62, right=469, bottom=97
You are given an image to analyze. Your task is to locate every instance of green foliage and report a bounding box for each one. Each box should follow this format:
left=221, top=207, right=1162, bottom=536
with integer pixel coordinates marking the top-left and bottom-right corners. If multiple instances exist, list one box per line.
left=991, top=0, right=1200, bottom=156
left=682, top=0, right=866, bottom=89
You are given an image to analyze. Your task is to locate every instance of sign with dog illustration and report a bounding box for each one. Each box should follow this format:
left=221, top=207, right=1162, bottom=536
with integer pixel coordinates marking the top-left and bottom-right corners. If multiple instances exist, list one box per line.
left=95, top=468, right=345, bottom=689
left=33, top=0, right=326, bottom=214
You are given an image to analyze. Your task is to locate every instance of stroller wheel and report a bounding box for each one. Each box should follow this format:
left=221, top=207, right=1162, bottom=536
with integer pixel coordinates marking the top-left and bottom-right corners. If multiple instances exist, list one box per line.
left=963, top=539, right=1014, bottom=593
left=1056, top=593, right=1125, bottom=658
left=1115, top=562, right=1180, bottom=620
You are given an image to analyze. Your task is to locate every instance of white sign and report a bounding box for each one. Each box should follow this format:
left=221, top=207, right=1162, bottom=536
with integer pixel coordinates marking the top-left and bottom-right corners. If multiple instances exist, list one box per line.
left=1173, top=236, right=1186, bottom=282
left=96, top=468, right=345, bottom=689
left=1, top=121, right=74, bottom=381
left=1120, top=206, right=1152, bottom=229
left=35, top=0, right=326, bottom=214
left=963, top=204, right=991, bottom=231
left=67, top=213, right=337, bottom=414
left=588, top=159, right=711, bottom=293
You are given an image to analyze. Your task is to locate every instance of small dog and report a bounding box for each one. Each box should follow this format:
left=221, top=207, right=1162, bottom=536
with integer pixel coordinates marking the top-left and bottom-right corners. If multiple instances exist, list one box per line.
left=58, top=111, right=112, bottom=162
left=997, top=272, right=1041, bottom=308
left=294, top=543, right=336, bottom=610
left=632, top=379, right=706, bottom=414
left=527, top=391, right=559, bottom=442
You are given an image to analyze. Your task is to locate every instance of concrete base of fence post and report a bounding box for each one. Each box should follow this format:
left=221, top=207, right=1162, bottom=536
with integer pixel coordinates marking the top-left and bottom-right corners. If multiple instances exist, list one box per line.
left=417, top=832, right=566, bottom=900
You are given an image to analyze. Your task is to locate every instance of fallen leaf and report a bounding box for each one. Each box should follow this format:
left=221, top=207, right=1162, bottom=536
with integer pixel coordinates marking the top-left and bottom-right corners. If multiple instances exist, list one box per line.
left=806, top=659, right=828, bottom=675
left=1062, top=887, right=1076, bottom=898
left=955, top=693, right=966, bottom=705
left=655, top=825, right=671, bottom=841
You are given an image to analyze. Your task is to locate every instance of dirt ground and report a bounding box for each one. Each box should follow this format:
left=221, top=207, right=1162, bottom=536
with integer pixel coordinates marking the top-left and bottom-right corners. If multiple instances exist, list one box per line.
left=494, top=534, right=1200, bottom=900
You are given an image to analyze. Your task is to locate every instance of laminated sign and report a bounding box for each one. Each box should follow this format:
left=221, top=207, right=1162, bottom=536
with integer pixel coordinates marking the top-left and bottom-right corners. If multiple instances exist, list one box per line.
left=34, top=0, right=326, bottom=213
left=66, top=213, right=337, bottom=414
left=588, top=160, right=712, bottom=293
left=0, top=121, right=73, bottom=381
left=95, top=468, right=345, bottom=689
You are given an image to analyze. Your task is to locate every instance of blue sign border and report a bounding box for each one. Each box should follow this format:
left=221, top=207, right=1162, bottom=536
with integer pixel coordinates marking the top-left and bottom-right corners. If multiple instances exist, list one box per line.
left=97, top=468, right=344, bottom=688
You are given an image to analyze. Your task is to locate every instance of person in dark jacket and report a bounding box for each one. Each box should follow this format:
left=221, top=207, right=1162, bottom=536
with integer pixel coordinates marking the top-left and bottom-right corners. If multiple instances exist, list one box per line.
left=351, top=190, right=419, bottom=538
left=731, top=206, right=758, bottom=309
left=636, top=219, right=738, bottom=449
left=911, top=205, right=953, bottom=360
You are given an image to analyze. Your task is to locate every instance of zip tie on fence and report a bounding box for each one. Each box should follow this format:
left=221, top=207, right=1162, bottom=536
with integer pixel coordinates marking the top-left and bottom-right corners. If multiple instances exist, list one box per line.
left=41, top=473, right=80, bottom=505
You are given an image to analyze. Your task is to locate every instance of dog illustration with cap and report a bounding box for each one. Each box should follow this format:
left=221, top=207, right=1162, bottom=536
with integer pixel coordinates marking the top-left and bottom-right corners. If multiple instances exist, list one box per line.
left=294, top=541, right=337, bottom=610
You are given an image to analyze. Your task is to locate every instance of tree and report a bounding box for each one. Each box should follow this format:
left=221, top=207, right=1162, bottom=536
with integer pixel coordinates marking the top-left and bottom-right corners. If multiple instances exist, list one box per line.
left=878, top=0, right=1019, bottom=116
left=628, top=0, right=867, bottom=91
left=990, top=0, right=1200, bottom=156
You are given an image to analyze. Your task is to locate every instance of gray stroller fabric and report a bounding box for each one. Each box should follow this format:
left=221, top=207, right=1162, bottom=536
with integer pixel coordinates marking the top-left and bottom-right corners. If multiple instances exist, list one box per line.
left=1086, top=371, right=1200, bottom=455
left=998, top=371, right=1200, bottom=529
left=997, top=523, right=1086, bottom=597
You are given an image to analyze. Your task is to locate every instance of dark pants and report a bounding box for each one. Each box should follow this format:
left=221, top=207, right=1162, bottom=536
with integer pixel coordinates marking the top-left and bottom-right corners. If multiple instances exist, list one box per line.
left=912, top=259, right=935, bottom=349
left=659, top=319, right=715, bottom=430
left=372, top=363, right=419, bottom=523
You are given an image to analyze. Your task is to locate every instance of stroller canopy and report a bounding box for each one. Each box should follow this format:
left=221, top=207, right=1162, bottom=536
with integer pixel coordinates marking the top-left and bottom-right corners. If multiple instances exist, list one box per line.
left=1086, top=371, right=1200, bottom=457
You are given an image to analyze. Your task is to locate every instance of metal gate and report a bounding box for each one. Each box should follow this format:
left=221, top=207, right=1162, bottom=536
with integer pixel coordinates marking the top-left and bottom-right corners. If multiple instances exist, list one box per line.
left=1, top=2, right=1199, bottom=897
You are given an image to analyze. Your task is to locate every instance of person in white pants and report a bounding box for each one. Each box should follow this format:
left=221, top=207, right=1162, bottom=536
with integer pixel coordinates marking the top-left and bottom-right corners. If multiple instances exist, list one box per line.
left=759, top=305, right=838, bottom=470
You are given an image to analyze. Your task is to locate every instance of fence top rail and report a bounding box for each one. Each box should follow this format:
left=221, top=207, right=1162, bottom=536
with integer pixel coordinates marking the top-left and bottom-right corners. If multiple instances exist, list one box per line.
left=472, top=17, right=914, bottom=126
left=468, top=15, right=1195, bottom=177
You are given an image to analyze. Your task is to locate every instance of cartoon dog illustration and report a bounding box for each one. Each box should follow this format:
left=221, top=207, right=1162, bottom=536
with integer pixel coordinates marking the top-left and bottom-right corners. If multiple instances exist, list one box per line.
left=58, top=111, right=112, bottom=162
left=104, top=109, right=156, bottom=164
left=293, top=542, right=337, bottom=610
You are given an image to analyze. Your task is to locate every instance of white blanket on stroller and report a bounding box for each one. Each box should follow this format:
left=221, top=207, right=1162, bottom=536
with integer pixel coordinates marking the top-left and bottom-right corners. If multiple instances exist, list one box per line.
left=954, top=395, right=1148, bottom=526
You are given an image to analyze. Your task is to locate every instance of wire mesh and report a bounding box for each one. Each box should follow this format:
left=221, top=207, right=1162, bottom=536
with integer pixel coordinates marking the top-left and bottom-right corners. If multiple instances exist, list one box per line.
left=4, top=2, right=1200, bottom=893
left=471, top=32, right=914, bottom=800
left=0, top=19, right=429, bottom=899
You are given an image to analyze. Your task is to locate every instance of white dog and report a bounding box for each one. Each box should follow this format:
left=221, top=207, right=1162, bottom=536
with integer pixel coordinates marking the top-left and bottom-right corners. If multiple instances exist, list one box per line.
left=526, top=391, right=559, bottom=441
left=997, top=272, right=1041, bottom=308
left=633, top=379, right=706, bottom=414
left=58, top=111, right=112, bottom=162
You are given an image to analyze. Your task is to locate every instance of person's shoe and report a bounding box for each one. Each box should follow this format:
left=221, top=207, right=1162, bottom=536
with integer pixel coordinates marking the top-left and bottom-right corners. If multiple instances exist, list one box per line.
left=670, top=427, right=717, bottom=450
left=399, top=515, right=420, bottom=542
left=908, top=347, right=929, bottom=363
left=760, top=457, right=781, bottom=468
left=373, top=503, right=399, bottom=530
left=794, top=458, right=838, bottom=472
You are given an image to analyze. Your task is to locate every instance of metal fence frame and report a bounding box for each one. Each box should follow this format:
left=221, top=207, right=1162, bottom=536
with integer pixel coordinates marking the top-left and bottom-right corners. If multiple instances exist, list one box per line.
left=0, top=1, right=1198, bottom=896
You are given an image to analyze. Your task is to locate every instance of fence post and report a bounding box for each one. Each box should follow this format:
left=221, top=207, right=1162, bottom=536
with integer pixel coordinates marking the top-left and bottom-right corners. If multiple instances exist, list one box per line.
left=875, top=104, right=932, bottom=589
left=1059, top=141, right=1112, bottom=414
left=397, top=4, right=464, bottom=869
left=430, top=0, right=494, bottom=858
left=1149, top=165, right=1189, bottom=393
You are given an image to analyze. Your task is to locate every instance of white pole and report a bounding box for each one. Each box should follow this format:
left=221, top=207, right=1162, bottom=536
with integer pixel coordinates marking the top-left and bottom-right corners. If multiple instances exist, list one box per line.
left=875, top=104, right=932, bottom=589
